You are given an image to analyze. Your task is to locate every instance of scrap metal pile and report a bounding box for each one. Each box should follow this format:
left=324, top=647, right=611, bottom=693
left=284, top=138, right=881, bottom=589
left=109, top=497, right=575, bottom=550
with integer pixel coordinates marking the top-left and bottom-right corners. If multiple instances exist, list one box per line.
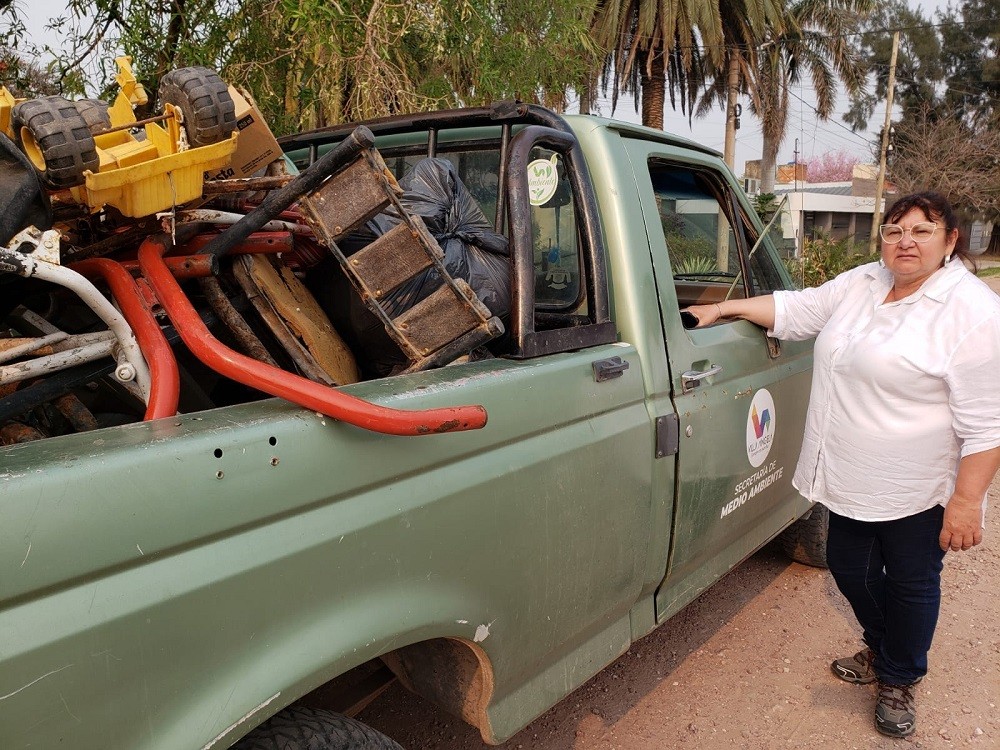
left=0, top=59, right=500, bottom=443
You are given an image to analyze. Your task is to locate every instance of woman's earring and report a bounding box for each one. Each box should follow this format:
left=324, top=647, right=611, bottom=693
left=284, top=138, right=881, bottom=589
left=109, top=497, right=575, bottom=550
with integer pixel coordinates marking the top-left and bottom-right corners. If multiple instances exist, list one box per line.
left=945, top=254, right=952, bottom=263
left=878, top=257, right=885, bottom=267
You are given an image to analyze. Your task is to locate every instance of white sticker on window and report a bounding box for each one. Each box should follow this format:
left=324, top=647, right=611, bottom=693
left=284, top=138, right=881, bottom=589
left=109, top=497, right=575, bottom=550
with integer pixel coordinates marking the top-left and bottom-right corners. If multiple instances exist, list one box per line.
left=746, top=388, right=776, bottom=467
left=527, top=154, right=559, bottom=206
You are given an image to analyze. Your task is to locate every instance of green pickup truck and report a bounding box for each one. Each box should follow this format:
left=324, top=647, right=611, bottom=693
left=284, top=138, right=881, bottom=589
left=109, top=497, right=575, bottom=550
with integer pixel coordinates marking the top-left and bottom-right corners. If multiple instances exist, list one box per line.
left=0, top=103, right=818, bottom=749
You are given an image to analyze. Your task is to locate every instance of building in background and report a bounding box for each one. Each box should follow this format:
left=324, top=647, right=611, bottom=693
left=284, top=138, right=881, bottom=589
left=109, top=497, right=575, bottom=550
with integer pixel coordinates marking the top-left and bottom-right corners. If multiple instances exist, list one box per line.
left=773, top=164, right=886, bottom=254
left=744, top=162, right=991, bottom=257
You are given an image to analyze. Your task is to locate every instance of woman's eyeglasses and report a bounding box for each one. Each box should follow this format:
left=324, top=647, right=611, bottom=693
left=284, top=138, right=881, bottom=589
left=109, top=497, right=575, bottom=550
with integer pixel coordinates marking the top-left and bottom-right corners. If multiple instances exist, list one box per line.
left=879, top=222, right=938, bottom=244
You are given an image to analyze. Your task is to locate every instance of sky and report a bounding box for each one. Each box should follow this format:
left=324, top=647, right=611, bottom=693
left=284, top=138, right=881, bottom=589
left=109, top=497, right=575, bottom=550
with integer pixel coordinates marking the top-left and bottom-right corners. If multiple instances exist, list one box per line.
left=584, top=86, right=878, bottom=178
left=19, top=0, right=947, bottom=179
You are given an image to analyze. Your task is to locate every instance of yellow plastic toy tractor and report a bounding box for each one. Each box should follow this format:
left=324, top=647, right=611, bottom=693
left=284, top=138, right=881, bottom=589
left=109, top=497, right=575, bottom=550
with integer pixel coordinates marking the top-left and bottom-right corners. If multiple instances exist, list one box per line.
left=6, top=57, right=238, bottom=218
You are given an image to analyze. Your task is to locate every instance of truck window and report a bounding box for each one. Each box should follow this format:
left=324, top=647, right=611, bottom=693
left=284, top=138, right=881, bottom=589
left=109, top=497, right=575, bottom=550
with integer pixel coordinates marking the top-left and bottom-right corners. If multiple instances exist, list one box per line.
left=648, top=161, right=788, bottom=313
left=386, top=147, right=583, bottom=313
left=527, top=150, right=581, bottom=311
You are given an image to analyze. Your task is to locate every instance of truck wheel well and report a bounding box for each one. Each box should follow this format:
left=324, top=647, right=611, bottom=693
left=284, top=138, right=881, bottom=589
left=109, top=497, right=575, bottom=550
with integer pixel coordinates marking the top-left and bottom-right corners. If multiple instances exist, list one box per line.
left=380, top=637, right=495, bottom=741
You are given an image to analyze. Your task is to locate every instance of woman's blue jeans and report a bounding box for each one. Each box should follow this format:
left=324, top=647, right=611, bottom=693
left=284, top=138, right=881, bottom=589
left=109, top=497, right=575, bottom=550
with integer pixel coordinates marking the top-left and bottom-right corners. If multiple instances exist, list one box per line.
left=826, top=505, right=947, bottom=685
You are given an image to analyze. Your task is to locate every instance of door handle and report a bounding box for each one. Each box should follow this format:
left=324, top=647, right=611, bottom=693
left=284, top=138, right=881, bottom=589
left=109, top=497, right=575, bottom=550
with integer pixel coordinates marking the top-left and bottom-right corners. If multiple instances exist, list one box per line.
left=681, top=364, right=722, bottom=392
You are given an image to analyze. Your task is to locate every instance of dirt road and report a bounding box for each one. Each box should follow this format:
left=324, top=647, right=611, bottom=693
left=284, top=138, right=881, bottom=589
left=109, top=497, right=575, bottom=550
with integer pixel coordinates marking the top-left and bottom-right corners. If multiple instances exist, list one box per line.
left=359, top=474, right=1000, bottom=749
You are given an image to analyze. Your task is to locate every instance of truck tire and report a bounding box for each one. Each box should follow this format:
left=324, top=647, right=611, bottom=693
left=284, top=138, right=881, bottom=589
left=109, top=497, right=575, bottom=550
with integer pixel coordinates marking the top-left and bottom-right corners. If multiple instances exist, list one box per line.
left=778, top=503, right=829, bottom=568
left=74, top=98, right=113, bottom=135
left=158, top=66, right=236, bottom=148
left=232, top=706, right=404, bottom=750
left=11, top=96, right=99, bottom=189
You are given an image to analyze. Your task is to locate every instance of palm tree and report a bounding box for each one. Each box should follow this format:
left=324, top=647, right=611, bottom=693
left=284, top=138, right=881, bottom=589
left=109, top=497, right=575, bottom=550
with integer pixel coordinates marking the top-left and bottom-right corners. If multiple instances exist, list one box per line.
left=713, top=0, right=789, bottom=167
left=698, top=0, right=871, bottom=191
left=589, top=0, right=725, bottom=129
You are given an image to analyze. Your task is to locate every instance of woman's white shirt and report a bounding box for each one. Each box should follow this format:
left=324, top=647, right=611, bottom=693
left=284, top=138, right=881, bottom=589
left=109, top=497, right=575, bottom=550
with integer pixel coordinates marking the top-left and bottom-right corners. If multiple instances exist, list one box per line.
left=771, top=259, right=1000, bottom=521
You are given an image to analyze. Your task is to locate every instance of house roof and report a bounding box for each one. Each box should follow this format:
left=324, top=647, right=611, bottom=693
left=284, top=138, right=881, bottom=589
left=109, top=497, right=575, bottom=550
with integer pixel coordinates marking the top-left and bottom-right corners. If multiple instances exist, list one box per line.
left=774, top=183, right=853, bottom=196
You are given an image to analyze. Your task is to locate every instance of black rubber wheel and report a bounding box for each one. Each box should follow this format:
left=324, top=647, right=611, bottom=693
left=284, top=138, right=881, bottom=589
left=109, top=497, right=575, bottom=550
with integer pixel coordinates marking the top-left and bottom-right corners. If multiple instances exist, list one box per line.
left=74, top=98, right=113, bottom=135
left=232, top=707, right=404, bottom=750
left=778, top=503, right=829, bottom=568
left=11, top=96, right=99, bottom=189
left=158, top=66, right=236, bottom=148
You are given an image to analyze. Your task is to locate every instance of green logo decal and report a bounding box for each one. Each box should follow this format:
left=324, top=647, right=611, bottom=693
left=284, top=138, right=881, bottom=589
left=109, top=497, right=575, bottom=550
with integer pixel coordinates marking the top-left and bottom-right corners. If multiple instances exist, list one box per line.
left=527, top=154, right=559, bottom=206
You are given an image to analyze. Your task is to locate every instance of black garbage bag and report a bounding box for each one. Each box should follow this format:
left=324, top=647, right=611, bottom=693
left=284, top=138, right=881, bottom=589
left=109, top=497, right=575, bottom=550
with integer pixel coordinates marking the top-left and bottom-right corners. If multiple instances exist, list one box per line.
left=0, top=132, right=52, bottom=246
left=370, top=157, right=510, bottom=319
left=311, top=158, right=510, bottom=377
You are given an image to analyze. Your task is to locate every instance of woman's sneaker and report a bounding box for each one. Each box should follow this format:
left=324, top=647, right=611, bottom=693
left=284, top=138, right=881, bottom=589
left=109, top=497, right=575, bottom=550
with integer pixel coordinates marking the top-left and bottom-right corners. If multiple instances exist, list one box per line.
left=831, top=648, right=876, bottom=684
left=875, top=681, right=917, bottom=737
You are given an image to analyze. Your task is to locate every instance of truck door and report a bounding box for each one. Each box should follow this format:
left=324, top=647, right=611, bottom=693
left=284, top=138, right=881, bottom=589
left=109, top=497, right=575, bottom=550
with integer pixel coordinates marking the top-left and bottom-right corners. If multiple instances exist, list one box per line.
left=622, top=141, right=813, bottom=621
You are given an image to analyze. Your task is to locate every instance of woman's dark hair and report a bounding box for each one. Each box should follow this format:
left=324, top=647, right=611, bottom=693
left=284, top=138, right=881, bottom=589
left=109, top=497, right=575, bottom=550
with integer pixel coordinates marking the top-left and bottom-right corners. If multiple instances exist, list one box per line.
left=883, top=191, right=976, bottom=269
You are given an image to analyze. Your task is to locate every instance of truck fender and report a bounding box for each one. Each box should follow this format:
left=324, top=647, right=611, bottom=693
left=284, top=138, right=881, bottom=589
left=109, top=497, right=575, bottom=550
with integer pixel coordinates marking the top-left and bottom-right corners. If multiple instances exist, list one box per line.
left=194, top=589, right=500, bottom=749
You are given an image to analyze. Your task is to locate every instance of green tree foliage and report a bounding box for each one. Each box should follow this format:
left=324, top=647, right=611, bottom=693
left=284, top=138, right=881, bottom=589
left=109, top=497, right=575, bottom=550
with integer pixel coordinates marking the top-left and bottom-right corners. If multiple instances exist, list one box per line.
left=752, top=192, right=781, bottom=221
left=590, top=0, right=788, bottom=131
left=0, top=2, right=63, bottom=96
left=4, top=0, right=599, bottom=135
left=844, top=0, right=941, bottom=130
left=937, top=0, right=1000, bottom=129
left=848, top=0, right=1000, bottom=131
left=0, top=49, right=61, bottom=98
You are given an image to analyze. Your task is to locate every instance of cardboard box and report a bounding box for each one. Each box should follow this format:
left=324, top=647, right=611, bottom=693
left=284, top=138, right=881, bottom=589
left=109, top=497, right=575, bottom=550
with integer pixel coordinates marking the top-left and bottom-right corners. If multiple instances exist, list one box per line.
left=208, top=87, right=282, bottom=180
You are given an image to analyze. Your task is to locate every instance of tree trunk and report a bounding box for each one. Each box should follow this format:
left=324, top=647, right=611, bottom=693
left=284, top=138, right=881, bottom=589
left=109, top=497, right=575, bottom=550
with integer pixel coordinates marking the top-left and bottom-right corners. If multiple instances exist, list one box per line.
left=640, top=46, right=665, bottom=130
left=760, top=130, right=780, bottom=194
left=579, top=72, right=595, bottom=115
left=157, top=0, right=187, bottom=84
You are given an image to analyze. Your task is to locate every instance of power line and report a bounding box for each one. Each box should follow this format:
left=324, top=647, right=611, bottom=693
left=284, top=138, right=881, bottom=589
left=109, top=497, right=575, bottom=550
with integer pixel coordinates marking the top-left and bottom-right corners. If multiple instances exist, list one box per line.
left=784, top=87, right=871, bottom=147
left=783, top=110, right=861, bottom=149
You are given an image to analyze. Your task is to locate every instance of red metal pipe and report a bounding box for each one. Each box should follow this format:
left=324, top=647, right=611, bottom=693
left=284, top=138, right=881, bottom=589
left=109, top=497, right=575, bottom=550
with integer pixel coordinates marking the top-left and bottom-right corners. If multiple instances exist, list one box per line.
left=71, top=258, right=181, bottom=421
left=179, top=231, right=295, bottom=256
left=137, top=236, right=488, bottom=436
left=116, top=255, right=217, bottom=279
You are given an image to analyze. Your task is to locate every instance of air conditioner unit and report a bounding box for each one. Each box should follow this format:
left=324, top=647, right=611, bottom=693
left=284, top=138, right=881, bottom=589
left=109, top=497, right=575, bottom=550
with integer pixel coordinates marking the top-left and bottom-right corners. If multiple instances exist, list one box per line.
left=743, top=177, right=761, bottom=195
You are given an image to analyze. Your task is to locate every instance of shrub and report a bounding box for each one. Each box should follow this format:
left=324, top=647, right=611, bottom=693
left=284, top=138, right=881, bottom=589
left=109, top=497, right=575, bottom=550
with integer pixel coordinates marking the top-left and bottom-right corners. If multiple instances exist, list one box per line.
left=783, top=232, right=878, bottom=288
left=752, top=192, right=780, bottom=222
left=675, top=255, right=718, bottom=275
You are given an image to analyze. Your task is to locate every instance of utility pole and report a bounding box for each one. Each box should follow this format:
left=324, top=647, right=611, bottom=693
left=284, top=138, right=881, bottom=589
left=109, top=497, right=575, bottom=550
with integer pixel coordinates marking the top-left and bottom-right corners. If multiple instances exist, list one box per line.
left=793, top=139, right=799, bottom=191
left=793, top=138, right=800, bottom=255
left=869, top=31, right=900, bottom=255
left=723, top=53, right=740, bottom=170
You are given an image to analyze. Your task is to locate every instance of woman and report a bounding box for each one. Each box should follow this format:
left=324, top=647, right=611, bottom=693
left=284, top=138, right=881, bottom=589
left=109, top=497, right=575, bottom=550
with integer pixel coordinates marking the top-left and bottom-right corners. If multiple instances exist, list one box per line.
left=685, top=191, right=1000, bottom=738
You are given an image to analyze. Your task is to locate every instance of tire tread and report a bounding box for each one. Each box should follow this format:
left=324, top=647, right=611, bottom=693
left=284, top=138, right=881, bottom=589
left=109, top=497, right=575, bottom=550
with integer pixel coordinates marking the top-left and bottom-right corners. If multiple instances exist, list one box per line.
left=778, top=503, right=829, bottom=568
left=232, top=706, right=404, bottom=750
left=11, top=96, right=99, bottom=189
left=158, top=66, right=236, bottom=148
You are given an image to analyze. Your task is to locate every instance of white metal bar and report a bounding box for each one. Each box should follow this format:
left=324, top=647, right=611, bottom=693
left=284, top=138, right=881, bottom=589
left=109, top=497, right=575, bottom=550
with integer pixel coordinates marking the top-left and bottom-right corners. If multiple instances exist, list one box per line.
left=0, top=246, right=151, bottom=401
left=0, top=332, right=70, bottom=364
left=0, top=339, right=116, bottom=385
left=176, top=209, right=313, bottom=235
